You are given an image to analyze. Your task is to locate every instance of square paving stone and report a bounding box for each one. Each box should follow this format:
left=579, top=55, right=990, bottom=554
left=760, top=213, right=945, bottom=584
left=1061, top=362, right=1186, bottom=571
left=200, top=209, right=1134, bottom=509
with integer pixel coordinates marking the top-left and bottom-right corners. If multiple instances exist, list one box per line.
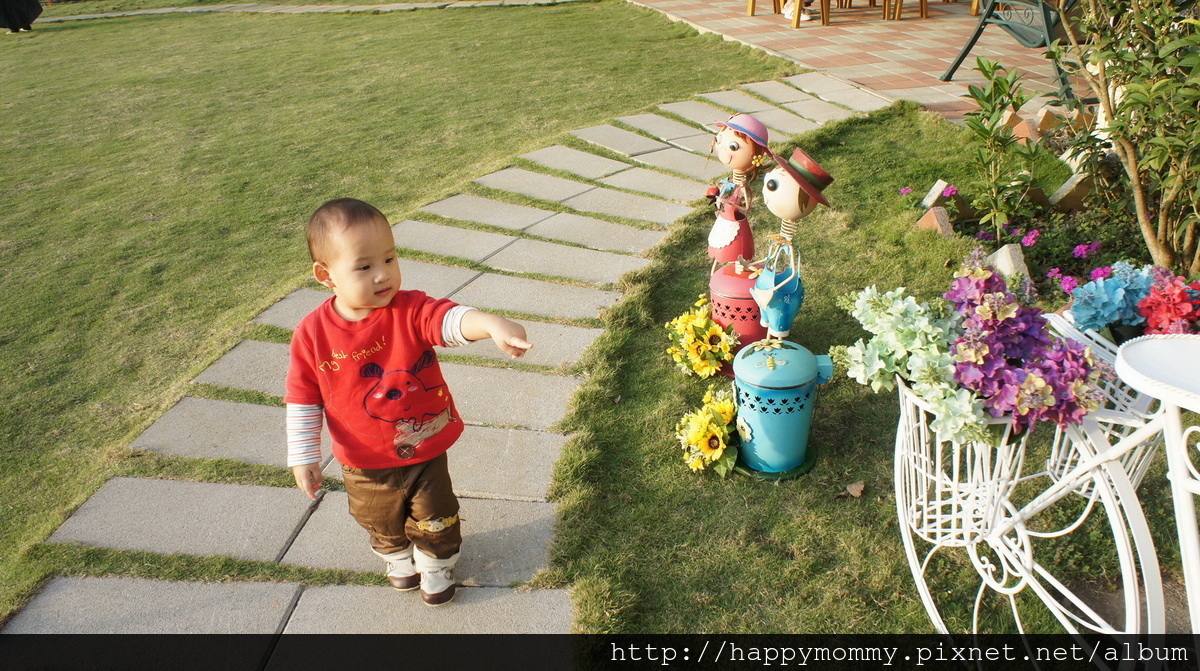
left=632, top=147, right=727, bottom=182
left=275, top=585, right=571, bottom=635
left=741, top=80, right=811, bottom=104
left=569, top=125, right=670, bottom=157
left=813, top=87, right=893, bottom=112
left=519, top=145, right=630, bottom=179
left=280, top=492, right=556, bottom=587
left=670, top=133, right=717, bottom=155
left=474, top=168, right=593, bottom=203
left=782, top=97, right=858, bottom=123
left=451, top=272, right=620, bottom=321
left=391, top=219, right=515, bottom=263
left=615, top=113, right=705, bottom=141
left=599, top=167, right=707, bottom=203
left=401, top=260, right=482, bottom=300
left=784, top=72, right=857, bottom=95
left=447, top=426, right=566, bottom=501
left=441, top=363, right=579, bottom=431
left=753, top=109, right=821, bottom=137
left=1, top=577, right=301, bottom=635
left=253, top=288, right=330, bottom=330
left=561, top=186, right=693, bottom=226
left=323, top=425, right=567, bottom=502
left=47, top=477, right=313, bottom=563
left=131, top=397, right=331, bottom=469
left=456, top=319, right=603, bottom=369
left=485, top=238, right=649, bottom=285
left=526, top=212, right=666, bottom=254
left=195, top=340, right=288, bottom=397
left=699, top=90, right=776, bottom=114
left=420, top=193, right=554, bottom=231
left=658, top=100, right=735, bottom=127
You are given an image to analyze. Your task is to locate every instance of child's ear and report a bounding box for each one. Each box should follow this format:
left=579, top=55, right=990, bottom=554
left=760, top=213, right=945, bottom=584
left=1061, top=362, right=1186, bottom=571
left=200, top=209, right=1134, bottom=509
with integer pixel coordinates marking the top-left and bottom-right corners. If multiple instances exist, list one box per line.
left=313, top=262, right=334, bottom=288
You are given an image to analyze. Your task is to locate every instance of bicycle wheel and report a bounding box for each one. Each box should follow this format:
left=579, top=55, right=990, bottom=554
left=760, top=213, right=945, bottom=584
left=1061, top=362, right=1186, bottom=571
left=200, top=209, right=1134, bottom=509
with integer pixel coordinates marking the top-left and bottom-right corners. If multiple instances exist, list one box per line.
left=896, top=396, right=1165, bottom=634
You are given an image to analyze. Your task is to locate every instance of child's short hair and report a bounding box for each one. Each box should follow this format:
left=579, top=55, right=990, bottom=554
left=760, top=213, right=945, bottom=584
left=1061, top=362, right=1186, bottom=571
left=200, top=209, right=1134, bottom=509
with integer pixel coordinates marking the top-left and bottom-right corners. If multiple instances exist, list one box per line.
left=307, top=198, right=390, bottom=263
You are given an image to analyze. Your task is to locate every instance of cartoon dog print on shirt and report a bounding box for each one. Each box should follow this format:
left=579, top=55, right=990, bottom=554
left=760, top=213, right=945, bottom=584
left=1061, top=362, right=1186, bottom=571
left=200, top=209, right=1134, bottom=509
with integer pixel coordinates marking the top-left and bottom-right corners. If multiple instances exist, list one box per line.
left=360, top=351, right=454, bottom=459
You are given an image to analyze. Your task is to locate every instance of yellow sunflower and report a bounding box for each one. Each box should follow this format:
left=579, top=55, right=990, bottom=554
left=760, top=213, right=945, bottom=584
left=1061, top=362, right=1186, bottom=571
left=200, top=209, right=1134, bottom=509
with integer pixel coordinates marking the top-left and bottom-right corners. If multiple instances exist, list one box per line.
left=684, top=451, right=706, bottom=472
left=709, top=397, right=735, bottom=425
left=698, top=425, right=727, bottom=462
left=692, top=355, right=722, bottom=378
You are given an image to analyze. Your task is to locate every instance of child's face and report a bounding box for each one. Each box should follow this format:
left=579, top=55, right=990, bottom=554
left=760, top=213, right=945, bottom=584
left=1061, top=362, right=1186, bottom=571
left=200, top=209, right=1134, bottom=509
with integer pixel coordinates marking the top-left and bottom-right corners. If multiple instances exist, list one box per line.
left=313, top=221, right=402, bottom=321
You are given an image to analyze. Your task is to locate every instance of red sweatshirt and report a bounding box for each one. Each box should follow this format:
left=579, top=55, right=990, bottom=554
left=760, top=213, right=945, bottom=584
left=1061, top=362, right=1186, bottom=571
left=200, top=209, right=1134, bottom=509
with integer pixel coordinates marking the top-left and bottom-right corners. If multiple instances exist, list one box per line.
left=285, top=291, right=463, bottom=469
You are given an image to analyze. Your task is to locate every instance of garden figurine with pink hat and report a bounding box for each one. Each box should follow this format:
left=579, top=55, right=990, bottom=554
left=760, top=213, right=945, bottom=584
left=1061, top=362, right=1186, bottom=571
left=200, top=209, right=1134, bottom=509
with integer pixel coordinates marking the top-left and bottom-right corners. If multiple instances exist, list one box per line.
left=749, top=146, right=833, bottom=338
left=707, top=114, right=772, bottom=268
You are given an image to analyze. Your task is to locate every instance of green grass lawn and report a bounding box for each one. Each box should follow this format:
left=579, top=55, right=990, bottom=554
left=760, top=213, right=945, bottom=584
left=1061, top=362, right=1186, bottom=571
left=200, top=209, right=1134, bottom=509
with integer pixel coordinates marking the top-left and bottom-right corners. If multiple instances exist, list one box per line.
left=40, top=0, right=456, bottom=19
left=0, top=0, right=796, bottom=621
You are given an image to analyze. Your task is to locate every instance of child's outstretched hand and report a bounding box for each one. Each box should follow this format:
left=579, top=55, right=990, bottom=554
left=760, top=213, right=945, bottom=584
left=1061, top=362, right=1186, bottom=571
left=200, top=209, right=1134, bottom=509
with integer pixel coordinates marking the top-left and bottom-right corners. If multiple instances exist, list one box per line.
left=292, top=463, right=323, bottom=500
left=492, top=320, right=533, bottom=359
left=462, top=310, right=534, bottom=358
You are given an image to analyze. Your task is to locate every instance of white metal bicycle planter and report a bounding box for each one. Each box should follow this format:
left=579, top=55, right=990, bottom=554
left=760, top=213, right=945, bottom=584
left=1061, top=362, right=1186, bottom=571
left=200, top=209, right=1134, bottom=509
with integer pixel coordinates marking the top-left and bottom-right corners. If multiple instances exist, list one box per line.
left=895, top=333, right=1200, bottom=634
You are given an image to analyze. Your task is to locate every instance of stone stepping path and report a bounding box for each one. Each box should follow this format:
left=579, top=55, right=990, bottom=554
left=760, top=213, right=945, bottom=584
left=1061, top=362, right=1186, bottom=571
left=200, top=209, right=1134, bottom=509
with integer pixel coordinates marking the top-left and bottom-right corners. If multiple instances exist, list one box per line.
left=452, top=272, right=621, bottom=321
left=570, top=125, right=670, bottom=157
left=598, top=167, right=706, bottom=203
left=783, top=73, right=894, bottom=113
left=614, top=113, right=713, bottom=154
left=131, top=396, right=332, bottom=469
left=49, top=478, right=312, bottom=563
left=15, top=77, right=879, bottom=635
left=392, top=219, right=647, bottom=285
left=475, top=167, right=693, bottom=225
left=2, top=577, right=301, bottom=634
left=518, top=145, right=630, bottom=180
left=421, top=193, right=552, bottom=231
left=280, top=584, right=570, bottom=634
left=526, top=212, right=666, bottom=255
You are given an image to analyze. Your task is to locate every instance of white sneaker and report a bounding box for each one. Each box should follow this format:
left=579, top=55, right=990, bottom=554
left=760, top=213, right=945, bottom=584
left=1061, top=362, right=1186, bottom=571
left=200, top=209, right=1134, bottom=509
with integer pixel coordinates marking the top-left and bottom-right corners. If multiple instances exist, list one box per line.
left=373, top=547, right=419, bottom=591
left=799, top=9, right=814, bottom=20
left=414, top=549, right=459, bottom=606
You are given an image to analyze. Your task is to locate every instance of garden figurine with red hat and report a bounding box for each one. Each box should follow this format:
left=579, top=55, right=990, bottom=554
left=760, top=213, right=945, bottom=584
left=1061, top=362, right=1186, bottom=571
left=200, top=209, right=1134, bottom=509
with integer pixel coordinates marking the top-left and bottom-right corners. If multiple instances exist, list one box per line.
left=706, top=114, right=772, bottom=269
left=750, top=146, right=833, bottom=338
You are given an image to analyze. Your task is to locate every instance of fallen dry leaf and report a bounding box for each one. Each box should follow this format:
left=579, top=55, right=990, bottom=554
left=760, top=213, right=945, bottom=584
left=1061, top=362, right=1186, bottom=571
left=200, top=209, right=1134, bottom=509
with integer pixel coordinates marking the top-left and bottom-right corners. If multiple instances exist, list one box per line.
left=846, top=481, right=866, bottom=498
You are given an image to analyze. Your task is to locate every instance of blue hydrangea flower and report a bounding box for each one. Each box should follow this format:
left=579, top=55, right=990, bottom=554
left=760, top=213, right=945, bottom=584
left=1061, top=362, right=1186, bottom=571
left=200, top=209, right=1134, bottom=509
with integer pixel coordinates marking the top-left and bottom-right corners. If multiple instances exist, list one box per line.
left=1071, top=261, right=1154, bottom=330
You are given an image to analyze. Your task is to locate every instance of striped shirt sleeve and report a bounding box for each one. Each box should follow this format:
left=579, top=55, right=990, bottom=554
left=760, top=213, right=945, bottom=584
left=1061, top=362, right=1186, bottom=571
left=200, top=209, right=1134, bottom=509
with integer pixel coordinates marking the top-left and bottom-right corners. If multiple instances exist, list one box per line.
left=286, top=403, right=324, bottom=467
left=441, top=305, right=476, bottom=348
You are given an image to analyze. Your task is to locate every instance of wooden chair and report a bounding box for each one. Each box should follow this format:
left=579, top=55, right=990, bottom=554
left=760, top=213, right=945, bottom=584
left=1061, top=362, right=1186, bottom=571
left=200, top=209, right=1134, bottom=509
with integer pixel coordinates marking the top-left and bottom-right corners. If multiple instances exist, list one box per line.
left=882, top=0, right=929, bottom=20
left=747, top=0, right=783, bottom=17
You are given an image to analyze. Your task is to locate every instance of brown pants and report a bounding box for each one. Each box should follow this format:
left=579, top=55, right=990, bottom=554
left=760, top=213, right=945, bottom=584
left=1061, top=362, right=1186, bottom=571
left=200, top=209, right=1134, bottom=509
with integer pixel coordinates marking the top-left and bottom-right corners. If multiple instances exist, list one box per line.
left=342, top=453, right=461, bottom=560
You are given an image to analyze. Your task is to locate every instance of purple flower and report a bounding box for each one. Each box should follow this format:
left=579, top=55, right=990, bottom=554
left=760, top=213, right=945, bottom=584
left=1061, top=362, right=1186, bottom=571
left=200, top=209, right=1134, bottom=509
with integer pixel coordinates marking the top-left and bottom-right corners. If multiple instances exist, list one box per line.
left=1090, top=266, right=1113, bottom=281
left=1061, top=276, right=1079, bottom=294
left=1046, top=267, right=1062, bottom=280
left=942, top=184, right=958, bottom=197
left=899, top=187, right=913, bottom=195
left=1073, top=242, right=1102, bottom=259
left=1021, top=229, right=1040, bottom=247
left=976, top=230, right=995, bottom=241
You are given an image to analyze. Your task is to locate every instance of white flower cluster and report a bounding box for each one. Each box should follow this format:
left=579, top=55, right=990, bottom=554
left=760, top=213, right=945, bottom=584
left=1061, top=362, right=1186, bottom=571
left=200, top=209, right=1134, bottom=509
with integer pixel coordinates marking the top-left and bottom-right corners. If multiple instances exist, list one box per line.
left=842, top=286, right=989, bottom=443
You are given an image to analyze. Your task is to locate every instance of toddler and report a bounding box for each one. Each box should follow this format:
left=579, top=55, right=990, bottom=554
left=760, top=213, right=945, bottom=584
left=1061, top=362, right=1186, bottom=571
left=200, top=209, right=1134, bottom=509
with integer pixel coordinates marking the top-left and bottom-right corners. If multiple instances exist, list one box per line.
left=285, top=198, right=532, bottom=606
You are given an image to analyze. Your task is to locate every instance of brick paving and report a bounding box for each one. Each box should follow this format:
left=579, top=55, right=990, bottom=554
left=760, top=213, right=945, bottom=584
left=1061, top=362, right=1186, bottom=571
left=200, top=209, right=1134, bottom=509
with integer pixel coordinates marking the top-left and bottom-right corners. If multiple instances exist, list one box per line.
left=629, top=0, right=1067, bottom=120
